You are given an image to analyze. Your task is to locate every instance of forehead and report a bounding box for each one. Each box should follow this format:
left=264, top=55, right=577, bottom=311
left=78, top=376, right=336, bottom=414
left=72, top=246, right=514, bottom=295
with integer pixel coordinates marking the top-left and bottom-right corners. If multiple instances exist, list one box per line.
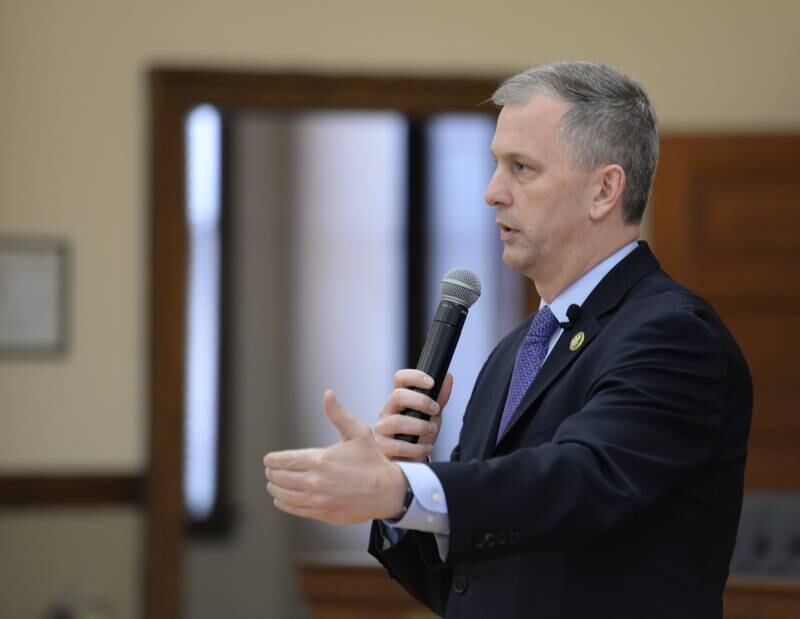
left=491, top=95, right=571, bottom=157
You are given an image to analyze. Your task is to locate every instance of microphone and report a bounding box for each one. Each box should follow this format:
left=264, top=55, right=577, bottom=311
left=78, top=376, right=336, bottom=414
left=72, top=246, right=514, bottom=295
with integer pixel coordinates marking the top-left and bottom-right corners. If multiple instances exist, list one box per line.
left=558, top=304, right=582, bottom=331
left=394, top=268, right=482, bottom=444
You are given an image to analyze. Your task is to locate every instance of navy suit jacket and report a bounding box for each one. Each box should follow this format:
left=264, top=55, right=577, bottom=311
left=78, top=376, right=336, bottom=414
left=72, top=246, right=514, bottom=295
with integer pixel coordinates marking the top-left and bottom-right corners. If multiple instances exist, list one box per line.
left=368, top=242, right=753, bottom=618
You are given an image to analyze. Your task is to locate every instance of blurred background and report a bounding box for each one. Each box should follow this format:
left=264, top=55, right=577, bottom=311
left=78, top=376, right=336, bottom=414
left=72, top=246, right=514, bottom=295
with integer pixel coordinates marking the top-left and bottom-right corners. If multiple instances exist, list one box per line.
left=1, top=1, right=799, bottom=617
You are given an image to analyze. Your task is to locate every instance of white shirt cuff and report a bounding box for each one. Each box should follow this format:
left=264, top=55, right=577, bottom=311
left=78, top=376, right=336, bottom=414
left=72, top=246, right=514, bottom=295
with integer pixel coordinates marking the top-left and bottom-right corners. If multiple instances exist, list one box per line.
left=385, top=461, right=450, bottom=535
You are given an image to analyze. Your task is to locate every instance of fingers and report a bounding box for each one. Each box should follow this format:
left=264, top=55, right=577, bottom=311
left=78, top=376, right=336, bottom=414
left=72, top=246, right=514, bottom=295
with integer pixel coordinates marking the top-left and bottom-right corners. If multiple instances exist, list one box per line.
left=323, top=390, right=369, bottom=441
left=375, top=413, right=437, bottom=441
left=374, top=413, right=438, bottom=461
left=263, top=448, right=322, bottom=471
left=264, top=467, right=308, bottom=491
left=392, top=369, right=435, bottom=390
left=383, top=370, right=453, bottom=420
left=266, top=482, right=313, bottom=509
left=374, top=433, right=433, bottom=461
left=375, top=370, right=453, bottom=460
left=380, top=387, right=441, bottom=420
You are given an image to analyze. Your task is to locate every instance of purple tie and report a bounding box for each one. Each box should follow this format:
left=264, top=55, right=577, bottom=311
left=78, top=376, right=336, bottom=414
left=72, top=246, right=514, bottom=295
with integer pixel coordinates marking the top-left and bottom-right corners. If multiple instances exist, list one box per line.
left=496, top=305, right=560, bottom=442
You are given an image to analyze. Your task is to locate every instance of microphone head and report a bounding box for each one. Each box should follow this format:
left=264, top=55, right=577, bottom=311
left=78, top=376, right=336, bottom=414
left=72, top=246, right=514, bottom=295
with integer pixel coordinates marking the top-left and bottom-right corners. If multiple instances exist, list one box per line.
left=441, top=268, right=482, bottom=308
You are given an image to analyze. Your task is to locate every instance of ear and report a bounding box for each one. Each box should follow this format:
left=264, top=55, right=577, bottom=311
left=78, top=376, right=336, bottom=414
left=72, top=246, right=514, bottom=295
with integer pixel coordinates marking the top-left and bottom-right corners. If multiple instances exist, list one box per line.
left=589, top=164, right=625, bottom=222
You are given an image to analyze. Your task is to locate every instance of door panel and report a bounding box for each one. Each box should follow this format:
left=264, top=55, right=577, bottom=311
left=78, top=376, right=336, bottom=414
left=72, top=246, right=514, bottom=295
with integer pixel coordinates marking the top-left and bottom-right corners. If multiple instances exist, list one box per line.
left=652, top=135, right=800, bottom=490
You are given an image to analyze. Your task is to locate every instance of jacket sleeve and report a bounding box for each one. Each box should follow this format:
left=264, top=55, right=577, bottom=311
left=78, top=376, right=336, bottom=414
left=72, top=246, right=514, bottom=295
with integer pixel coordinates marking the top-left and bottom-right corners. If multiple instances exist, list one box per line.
left=366, top=424, right=473, bottom=614
left=368, top=520, right=452, bottom=616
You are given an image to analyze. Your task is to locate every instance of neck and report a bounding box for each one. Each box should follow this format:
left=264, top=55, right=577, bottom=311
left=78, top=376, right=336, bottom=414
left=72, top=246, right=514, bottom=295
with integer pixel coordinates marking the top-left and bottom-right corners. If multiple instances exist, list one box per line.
left=534, top=230, right=639, bottom=303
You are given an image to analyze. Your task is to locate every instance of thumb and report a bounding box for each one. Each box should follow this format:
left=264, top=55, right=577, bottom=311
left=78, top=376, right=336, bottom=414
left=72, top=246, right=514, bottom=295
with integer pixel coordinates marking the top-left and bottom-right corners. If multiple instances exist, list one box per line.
left=323, top=390, right=368, bottom=441
left=437, top=372, right=455, bottom=410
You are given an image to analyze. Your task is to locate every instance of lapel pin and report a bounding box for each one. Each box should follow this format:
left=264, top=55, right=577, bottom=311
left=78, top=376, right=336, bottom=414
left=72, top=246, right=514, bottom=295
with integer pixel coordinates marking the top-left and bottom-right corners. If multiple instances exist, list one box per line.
left=569, top=331, right=585, bottom=352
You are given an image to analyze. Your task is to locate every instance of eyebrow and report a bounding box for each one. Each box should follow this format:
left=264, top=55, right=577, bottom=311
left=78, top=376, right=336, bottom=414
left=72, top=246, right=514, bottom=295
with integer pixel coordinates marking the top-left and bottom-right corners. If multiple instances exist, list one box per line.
left=492, top=149, right=543, bottom=168
left=492, top=146, right=530, bottom=159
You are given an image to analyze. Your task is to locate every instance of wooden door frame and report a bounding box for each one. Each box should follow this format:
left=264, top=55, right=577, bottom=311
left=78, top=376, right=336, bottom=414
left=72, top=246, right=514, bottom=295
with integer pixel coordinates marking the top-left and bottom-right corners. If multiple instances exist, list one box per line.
left=147, top=68, right=501, bottom=618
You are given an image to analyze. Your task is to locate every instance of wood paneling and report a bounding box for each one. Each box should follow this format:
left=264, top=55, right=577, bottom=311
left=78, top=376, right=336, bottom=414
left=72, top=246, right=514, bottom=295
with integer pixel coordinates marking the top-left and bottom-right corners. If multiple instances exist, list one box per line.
left=697, top=177, right=800, bottom=256
left=725, top=578, right=800, bottom=619
left=724, top=312, right=800, bottom=432
left=299, top=564, right=435, bottom=619
left=652, top=135, right=800, bottom=490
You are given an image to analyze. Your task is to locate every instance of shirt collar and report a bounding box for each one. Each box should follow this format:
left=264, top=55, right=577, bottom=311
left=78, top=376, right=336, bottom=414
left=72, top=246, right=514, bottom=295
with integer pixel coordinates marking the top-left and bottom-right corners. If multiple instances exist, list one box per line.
left=542, top=241, right=639, bottom=323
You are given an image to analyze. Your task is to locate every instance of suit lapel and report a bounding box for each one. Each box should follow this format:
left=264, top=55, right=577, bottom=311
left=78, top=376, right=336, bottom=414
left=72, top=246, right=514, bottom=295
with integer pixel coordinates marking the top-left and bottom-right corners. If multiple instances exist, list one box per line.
left=491, top=242, right=660, bottom=451
left=494, top=315, right=601, bottom=446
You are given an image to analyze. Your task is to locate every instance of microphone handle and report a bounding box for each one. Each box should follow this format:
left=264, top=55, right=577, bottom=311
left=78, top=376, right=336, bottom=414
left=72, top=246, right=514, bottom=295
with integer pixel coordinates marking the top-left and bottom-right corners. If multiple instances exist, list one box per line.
left=394, top=300, right=467, bottom=444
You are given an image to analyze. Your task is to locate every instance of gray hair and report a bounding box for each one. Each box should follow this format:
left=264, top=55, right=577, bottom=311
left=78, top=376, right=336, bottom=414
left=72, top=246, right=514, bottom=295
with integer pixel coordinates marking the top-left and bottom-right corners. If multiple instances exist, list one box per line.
left=492, top=61, right=658, bottom=225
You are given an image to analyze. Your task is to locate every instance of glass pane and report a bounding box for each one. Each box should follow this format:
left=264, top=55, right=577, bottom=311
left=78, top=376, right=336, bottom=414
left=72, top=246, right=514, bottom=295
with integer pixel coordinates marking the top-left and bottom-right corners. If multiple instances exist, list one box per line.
left=184, top=104, right=222, bottom=520
left=290, top=111, right=408, bottom=552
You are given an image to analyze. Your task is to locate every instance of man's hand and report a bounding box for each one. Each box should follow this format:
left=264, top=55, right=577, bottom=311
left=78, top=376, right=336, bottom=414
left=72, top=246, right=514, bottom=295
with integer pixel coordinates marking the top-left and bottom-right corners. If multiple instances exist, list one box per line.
left=374, top=370, right=454, bottom=462
left=263, top=390, right=408, bottom=525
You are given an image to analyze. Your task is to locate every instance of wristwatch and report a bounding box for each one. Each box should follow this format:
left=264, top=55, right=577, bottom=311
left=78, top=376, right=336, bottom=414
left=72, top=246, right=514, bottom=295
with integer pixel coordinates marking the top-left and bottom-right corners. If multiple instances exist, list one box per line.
left=401, top=483, right=414, bottom=514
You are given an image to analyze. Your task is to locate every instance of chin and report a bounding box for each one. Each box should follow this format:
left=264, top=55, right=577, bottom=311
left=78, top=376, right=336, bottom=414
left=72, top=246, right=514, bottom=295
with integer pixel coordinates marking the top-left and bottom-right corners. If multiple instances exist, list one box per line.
left=501, top=249, right=529, bottom=274
left=503, top=245, right=534, bottom=275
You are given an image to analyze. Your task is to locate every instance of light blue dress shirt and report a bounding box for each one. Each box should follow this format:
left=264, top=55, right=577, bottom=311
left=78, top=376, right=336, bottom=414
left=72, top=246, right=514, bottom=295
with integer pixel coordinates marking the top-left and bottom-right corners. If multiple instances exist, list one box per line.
left=383, top=241, right=639, bottom=557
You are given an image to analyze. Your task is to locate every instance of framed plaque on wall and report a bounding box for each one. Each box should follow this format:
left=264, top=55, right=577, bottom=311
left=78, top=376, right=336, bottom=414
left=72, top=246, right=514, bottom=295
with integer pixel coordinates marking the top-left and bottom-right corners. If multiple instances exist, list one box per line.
left=0, top=237, right=69, bottom=355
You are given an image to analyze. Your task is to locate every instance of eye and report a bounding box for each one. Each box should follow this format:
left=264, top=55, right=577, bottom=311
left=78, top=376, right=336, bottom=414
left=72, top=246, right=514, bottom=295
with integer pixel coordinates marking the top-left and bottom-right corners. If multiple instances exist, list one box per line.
left=513, top=161, right=530, bottom=173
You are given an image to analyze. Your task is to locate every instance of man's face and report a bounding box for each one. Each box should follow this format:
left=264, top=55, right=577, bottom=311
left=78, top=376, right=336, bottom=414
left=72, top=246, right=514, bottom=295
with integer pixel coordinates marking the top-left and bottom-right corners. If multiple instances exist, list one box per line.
left=486, top=95, right=595, bottom=285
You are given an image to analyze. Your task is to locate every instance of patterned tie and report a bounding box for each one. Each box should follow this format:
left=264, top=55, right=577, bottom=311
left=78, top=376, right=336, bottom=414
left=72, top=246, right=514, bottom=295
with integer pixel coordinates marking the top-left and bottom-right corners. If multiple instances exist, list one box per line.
left=496, top=305, right=560, bottom=442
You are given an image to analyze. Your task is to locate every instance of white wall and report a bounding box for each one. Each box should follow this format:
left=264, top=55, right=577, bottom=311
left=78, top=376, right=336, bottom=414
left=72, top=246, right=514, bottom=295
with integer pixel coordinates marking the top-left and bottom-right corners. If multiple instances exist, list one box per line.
left=0, top=508, right=142, bottom=619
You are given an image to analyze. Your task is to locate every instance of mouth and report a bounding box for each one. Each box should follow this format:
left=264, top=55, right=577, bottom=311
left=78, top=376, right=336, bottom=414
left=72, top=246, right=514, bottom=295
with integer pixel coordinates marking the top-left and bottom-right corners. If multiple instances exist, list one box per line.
left=497, top=222, right=517, bottom=240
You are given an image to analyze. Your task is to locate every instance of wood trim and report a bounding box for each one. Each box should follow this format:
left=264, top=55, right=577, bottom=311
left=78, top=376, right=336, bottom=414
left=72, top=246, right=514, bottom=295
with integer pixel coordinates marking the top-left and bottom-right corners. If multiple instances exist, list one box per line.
left=148, top=68, right=502, bottom=619
left=725, top=577, right=800, bottom=619
left=0, top=474, right=143, bottom=506
left=298, top=564, right=433, bottom=619
left=299, top=564, right=422, bottom=605
left=148, top=68, right=189, bottom=619
left=149, top=69, right=500, bottom=116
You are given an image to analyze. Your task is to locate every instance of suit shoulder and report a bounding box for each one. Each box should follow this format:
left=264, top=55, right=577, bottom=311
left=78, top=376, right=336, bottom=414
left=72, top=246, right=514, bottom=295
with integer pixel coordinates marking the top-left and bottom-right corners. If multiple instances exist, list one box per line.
left=626, top=269, right=725, bottom=328
left=614, top=272, right=751, bottom=383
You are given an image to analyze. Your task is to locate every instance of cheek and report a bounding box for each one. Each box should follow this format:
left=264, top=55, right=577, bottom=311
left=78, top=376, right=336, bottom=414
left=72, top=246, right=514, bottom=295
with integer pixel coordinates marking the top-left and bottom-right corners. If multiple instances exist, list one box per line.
left=515, top=188, right=560, bottom=230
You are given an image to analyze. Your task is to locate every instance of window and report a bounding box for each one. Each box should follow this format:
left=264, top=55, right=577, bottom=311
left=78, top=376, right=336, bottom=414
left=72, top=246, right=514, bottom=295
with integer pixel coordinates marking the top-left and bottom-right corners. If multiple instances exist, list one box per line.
left=181, top=106, right=525, bottom=532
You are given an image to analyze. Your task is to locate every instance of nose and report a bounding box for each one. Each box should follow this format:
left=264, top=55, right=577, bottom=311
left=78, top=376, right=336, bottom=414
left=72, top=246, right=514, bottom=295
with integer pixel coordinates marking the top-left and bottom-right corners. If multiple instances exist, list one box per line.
left=484, top=167, right=511, bottom=209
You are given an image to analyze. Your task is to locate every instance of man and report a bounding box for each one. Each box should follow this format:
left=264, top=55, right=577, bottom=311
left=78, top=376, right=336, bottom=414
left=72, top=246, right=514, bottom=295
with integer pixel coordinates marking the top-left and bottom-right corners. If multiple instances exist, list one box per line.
left=263, top=62, right=752, bottom=618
